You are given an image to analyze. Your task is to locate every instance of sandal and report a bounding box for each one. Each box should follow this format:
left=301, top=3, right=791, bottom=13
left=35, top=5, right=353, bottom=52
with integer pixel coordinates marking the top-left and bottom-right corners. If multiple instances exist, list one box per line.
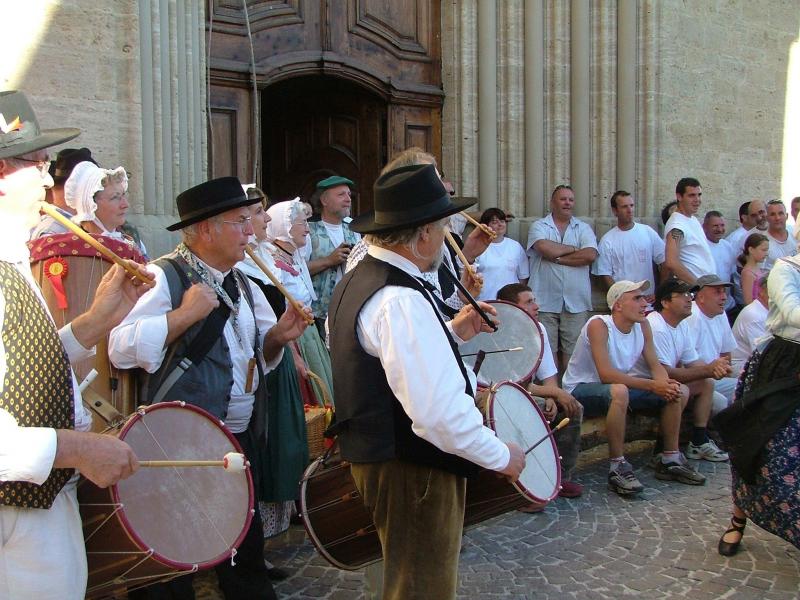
left=718, top=515, right=746, bottom=556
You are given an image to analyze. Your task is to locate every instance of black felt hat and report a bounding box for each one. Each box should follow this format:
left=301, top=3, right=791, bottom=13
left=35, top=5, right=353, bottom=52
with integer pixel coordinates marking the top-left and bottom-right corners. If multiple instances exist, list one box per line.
left=50, top=147, right=98, bottom=183
left=350, top=163, right=475, bottom=234
left=166, top=176, right=259, bottom=231
left=0, top=90, right=80, bottom=160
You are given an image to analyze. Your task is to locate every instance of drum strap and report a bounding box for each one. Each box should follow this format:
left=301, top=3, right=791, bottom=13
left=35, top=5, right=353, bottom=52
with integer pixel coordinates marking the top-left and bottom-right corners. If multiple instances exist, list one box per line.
left=151, top=259, right=259, bottom=404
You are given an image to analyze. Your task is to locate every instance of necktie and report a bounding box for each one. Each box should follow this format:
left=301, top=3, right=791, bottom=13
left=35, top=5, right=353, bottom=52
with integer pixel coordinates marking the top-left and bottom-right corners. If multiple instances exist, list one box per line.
left=0, top=262, right=74, bottom=509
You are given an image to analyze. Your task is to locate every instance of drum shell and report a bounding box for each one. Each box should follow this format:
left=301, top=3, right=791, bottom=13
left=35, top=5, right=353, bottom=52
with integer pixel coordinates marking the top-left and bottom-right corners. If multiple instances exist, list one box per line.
left=29, top=234, right=143, bottom=430
left=79, top=402, right=254, bottom=599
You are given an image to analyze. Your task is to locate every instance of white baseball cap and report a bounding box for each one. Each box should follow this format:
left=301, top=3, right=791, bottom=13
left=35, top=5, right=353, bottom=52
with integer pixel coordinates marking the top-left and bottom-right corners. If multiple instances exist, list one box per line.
left=607, top=280, right=650, bottom=309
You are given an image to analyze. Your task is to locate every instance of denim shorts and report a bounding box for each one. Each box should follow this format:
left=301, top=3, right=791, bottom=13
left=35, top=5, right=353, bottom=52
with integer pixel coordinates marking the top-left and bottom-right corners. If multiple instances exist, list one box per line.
left=571, top=382, right=666, bottom=419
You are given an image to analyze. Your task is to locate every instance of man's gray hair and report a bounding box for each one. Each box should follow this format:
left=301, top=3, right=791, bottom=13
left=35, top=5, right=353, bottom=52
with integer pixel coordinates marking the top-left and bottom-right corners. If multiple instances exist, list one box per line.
left=181, top=215, right=222, bottom=242
left=366, top=216, right=449, bottom=260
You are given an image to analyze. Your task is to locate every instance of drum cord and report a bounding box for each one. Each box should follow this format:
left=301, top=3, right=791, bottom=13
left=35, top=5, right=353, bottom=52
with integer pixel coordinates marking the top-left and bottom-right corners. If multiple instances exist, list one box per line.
left=137, top=413, right=236, bottom=551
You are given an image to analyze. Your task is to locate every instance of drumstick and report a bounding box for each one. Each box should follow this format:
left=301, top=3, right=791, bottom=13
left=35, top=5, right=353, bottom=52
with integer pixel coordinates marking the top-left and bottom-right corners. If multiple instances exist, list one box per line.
left=439, top=264, right=498, bottom=332
left=460, top=212, right=497, bottom=240
left=139, top=452, right=248, bottom=471
left=444, top=231, right=479, bottom=279
left=244, top=246, right=314, bottom=325
left=461, top=347, right=522, bottom=357
left=524, top=418, right=570, bottom=455
left=38, top=202, right=151, bottom=283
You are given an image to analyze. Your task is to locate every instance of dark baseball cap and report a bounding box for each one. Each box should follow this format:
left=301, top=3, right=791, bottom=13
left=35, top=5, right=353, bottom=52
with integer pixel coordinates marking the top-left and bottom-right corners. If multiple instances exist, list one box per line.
left=654, top=279, right=700, bottom=311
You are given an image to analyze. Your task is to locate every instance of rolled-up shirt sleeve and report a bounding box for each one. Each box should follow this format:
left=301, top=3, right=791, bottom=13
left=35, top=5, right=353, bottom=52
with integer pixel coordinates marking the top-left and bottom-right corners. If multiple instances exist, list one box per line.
left=0, top=409, right=57, bottom=484
left=358, top=288, right=509, bottom=471
left=108, top=265, right=171, bottom=372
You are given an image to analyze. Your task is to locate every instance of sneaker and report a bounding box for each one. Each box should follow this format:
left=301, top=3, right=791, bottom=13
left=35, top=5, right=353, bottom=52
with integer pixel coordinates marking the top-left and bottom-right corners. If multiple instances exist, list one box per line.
left=558, top=480, right=583, bottom=498
left=686, top=440, right=729, bottom=462
left=608, top=463, right=644, bottom=496
left=654, top=458, right=707, bottom=485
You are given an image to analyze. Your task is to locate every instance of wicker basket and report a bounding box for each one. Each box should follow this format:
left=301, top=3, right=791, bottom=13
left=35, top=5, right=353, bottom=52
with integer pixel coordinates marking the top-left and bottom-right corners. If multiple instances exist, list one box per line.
left=305, top=370, right=332, bottom=460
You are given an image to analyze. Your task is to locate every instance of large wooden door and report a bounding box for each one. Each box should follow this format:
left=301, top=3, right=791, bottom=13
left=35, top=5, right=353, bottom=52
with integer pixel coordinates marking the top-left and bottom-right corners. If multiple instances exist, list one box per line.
left=207, top=0, right=443, bottom=217
left=263, top=77, right=386, bottom=215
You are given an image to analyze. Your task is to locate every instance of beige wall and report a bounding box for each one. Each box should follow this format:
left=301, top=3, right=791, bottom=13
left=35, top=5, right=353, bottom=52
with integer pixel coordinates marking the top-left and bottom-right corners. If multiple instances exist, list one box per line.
left=442, top=1, right=800, bottom=237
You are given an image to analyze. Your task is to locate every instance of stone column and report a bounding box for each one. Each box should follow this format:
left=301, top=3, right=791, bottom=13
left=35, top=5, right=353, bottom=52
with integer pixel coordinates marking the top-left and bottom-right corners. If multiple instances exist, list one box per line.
left=477, top=0, right=498, bottom=211
left=524, top=0, right=544, bottom=217
left=617, top=0, right=637, bottom=195
left=570, top=0, right=590, bottom=216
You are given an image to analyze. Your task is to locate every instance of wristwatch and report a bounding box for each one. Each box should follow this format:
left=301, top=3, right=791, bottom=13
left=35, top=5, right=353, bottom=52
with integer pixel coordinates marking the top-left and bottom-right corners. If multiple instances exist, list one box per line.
left=555, top=256, right=561, bottom=264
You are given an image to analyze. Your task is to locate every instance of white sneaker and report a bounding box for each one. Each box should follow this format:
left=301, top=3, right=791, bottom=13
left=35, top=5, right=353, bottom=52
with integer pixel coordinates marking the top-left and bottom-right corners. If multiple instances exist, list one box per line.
left=686, top=440, right=729, bottom=462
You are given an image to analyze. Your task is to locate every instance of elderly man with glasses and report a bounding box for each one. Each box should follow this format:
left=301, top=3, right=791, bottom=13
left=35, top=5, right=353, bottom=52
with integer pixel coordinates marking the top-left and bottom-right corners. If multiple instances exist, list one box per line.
left=109, top=177, right=312, bottom=600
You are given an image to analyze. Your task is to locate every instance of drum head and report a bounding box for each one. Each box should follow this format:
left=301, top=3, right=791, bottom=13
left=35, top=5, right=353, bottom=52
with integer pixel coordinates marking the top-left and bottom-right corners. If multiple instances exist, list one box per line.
left=459, top=301, right=544, bottom=387
left=487, top=382, right=560, bottom=502
left=114, top=403, right=253, bottom=569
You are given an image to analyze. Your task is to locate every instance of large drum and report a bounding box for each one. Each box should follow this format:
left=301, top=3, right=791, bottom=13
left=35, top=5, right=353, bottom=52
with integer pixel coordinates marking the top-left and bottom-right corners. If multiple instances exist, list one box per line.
left=300, top=382, right=561, bottom=570
left=28, top=233, right=145, bottom=430
left=458, top=300, right=544, bottom=388
left=79, top=402, right=254, bottom=599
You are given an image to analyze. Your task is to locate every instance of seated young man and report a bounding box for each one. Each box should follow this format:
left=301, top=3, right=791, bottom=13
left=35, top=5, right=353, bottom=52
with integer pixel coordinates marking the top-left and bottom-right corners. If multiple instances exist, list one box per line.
left=562, top=281, right=705, bottom=496
left=630, top=279, right=728, bottom=463
left=497, top=283, right=584, bottom=511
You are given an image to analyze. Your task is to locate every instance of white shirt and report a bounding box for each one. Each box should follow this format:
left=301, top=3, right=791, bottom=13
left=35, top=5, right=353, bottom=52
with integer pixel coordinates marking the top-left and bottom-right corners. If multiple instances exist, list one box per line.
left=725, top=225, right=749, bottom=253
left=476, top=237, right=529, bottom=301
left=765, top=229, right=796, bottom=271
left=664, top=212, right=716, bottom=279
left=356, top=245, right=509, bottom=471
left=108, top=257, right=282, bottom=433
left=731, top=299, right=768, bottom=373
left=527, top=214, right=597, bottom=313
left=562, top=315, right=644, bottom=393
left=534, top=324, right=558, bottom=381
left=0, top=262, right=93, bottom=484
left=685, top=302, right=736, bottom=364
left=631, top=311, right=698, bottom=377
left=707, top=238, right=737, bottom=311
left=766, top=255, right=800, bottom=341
left=592, top=223, right=664, bottom=301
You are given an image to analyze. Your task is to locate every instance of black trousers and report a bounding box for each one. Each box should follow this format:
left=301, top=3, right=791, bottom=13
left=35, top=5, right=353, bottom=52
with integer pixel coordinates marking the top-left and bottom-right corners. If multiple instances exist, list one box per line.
left=130, top=430, right=276, bottom=600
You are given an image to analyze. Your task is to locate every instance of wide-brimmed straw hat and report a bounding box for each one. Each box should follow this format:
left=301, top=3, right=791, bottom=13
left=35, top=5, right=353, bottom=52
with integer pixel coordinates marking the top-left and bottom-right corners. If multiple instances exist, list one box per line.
left=349, top=163, right=474, bottom=234
left=0, top=90, right=79, bottom=159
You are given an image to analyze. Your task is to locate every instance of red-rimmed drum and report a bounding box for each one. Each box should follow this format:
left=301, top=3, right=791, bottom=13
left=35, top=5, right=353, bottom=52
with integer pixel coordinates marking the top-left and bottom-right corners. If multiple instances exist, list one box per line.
left=458, top=300, right=545, bottom=388
left=28, top=232, right=146, bottom=430
left=79, top=402, right=254, bottom=599
left=300, top=383, right=561, bottom=570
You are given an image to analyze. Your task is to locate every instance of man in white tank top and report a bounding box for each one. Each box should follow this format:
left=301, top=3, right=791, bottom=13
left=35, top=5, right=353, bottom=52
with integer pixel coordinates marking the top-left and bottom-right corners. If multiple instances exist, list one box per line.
left=563, top=280, right=706, bottom=496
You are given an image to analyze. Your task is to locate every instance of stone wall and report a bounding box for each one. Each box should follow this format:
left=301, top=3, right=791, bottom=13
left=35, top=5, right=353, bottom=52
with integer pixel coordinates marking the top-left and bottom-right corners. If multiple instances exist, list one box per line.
left=442, top=0, right=799, bottom=234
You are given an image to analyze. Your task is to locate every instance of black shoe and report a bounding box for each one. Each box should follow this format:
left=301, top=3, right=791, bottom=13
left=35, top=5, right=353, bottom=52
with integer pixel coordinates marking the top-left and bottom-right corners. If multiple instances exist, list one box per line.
left=266, top=566, right=290, bottom=581
left=718, top=516, right=746, bottom=556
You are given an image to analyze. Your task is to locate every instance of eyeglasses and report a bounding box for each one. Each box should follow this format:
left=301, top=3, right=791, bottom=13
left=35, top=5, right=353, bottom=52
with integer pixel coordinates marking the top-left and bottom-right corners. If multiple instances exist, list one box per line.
left=14, top=157, right=51, bottom=177
left=670, top=292, right=695, bottom=300
left=221, top=216, right=252, bottom=231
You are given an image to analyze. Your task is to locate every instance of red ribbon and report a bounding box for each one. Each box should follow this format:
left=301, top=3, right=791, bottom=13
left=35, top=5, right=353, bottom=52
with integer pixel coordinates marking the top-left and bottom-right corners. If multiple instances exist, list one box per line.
left=44, top=257, right=69, bottom=309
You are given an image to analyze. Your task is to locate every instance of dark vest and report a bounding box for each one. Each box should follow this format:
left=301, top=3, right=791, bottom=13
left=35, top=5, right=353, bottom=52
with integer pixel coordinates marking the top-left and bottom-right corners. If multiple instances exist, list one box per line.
left=138, top=254, right=268, bottom=438
left=328, top=255, right=478, bottom=477
left=0, top=262, right=74, bottom=509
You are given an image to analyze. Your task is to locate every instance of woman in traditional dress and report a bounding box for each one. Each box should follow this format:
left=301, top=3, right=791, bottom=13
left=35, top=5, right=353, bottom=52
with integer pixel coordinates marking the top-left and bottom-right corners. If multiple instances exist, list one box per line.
left=61, top=160, right=147, bottom=256
left=265, top=198, right=335, bottom=407
left=715, top=255, right=800, bottom=555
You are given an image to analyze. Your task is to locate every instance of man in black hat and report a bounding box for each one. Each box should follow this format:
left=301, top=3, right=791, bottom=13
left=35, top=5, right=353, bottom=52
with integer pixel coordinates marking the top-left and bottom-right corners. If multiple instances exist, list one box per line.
left=109, top=176, right=311, bottom=600
left=0, top=90, right=151, bottom=599
left=31, top=146, right=98, bottom=238
left=328, top=163, right=525, bottom=600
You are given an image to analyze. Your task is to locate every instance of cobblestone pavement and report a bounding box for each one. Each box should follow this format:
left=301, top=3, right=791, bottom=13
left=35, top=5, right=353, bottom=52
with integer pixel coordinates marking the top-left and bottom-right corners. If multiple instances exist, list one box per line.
left=196, top=453, right=800, bottom=599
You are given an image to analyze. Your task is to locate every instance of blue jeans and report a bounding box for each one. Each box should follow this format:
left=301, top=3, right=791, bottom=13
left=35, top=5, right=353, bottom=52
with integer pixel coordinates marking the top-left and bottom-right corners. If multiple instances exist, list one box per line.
left=571, top=382, right=665, bottom=419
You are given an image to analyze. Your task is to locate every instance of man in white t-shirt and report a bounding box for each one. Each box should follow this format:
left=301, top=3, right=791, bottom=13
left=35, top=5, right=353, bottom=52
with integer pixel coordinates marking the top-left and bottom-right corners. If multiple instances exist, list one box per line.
left=725, top=201, right=757, bottom=255
left=497, top=283, right=584, bottom=510
left=685, top=275, right=738, bottom=414
left=702, top=210, right=737, bottom=316
left=764, top=200, right=796, bottom=270
left=631, top=279, right=729, bottom=463
left=664, top=177, right=716, bottom=284
left=592, top=190, right=664, bottom=307
left=731, top=273, right=770, bottom=373
left=562, top=280, right=704, bottom=496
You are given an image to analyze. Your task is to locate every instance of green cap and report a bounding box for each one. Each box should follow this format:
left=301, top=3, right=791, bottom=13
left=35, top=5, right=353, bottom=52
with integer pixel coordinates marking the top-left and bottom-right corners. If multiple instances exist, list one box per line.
left=316, top=175, right=354, bottom=190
